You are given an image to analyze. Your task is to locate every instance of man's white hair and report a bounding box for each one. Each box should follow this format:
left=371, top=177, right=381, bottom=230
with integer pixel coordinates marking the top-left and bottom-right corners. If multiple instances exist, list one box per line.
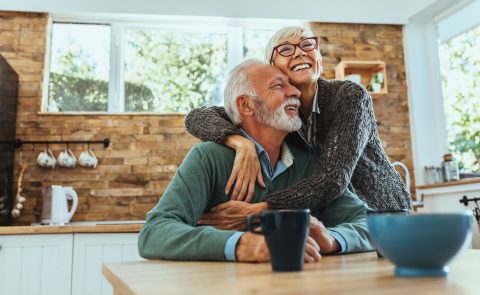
left=224, top=58, right=268, bottom=125
left=264, top=25, right=320, bottom=63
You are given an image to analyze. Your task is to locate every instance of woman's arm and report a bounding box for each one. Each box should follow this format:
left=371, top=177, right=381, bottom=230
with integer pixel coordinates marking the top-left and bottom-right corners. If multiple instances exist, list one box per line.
left=266, top=84, right=375, bottom=209
left=185, top=106, right=242, bottom=143
left=185, top=106, right=265, bottom=201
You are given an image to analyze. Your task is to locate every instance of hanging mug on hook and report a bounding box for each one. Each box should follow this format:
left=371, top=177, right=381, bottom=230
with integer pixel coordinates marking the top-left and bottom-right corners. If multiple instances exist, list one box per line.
left=79, top=146, right=98, bottom=168
left=37, top=147, right=56, bottom=169
left=58, top=147, right=77, bottom=168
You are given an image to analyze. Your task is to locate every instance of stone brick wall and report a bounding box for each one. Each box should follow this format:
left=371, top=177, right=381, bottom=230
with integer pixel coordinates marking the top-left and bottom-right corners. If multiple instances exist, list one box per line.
left=0, top=12, right=414, bottom=224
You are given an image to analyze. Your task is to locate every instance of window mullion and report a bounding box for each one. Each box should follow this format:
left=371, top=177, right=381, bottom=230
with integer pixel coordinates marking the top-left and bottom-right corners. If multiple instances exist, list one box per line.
left=227, top=27, right=243, bottom=73
left=109, top=23, right=125, bottom=112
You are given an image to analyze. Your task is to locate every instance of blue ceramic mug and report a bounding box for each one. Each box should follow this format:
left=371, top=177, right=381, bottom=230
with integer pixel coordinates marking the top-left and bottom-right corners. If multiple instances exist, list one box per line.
left=246, top=209, right=310, bottom=272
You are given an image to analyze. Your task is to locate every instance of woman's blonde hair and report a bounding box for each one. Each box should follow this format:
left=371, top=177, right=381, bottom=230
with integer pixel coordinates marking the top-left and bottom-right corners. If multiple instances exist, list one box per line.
left=264, top=25, right=321, bottom=64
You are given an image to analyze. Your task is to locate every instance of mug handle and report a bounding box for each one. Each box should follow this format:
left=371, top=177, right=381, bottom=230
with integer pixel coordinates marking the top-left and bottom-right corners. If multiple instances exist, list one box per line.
left=67, top=149, right=77, bottom=160
left=47, top=149, right=56, bottom=168
left=88, top=148, right=96, bottom=158
left=246, top=214, right=264, bottom=235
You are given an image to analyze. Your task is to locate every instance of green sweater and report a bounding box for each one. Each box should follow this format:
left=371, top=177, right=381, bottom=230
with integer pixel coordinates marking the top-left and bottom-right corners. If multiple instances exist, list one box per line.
left=138, top=142, right=373, bottom=261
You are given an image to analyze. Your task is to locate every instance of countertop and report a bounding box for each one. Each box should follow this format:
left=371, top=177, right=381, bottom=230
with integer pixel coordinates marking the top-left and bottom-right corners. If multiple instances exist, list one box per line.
left=416, top=177, right=480, bottom=190
left=0, top=221, right=144, bottom=235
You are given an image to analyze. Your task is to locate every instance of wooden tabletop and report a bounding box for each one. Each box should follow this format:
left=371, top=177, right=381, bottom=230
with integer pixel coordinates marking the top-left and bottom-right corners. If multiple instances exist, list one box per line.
left=103, top=249, right=480, bottom=295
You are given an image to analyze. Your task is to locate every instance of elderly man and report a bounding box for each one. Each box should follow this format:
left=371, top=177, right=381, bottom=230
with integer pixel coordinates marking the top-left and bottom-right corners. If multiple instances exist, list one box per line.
left=138, top=59, right=373, bottom=262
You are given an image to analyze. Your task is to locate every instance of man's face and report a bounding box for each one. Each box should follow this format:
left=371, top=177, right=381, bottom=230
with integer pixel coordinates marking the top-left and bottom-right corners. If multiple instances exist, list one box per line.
left=246, top=65, right=302, bottom=132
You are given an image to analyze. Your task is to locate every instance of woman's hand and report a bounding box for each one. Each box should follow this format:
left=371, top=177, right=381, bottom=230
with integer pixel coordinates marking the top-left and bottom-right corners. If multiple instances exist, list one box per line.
left=198, top=201, right=268, bottom=231
left=225, top=135, right=265, bottom=203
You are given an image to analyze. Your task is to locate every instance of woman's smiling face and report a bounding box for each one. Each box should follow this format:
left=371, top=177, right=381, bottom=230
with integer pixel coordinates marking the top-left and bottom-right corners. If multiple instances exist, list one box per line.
left=271, top=35, right=323, bottom=87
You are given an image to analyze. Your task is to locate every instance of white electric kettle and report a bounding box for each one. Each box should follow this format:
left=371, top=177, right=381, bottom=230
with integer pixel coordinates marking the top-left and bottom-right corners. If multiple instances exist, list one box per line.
left=41, top=185, right=78, bottom=225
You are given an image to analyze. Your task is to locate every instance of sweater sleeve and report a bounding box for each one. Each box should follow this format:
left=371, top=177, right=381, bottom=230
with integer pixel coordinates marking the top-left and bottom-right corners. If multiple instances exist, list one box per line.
left=138, top=145, right=235, bottom=261
left=184, top=106, right=242, bottom=144
left=266, top=83, right=375, bottom=209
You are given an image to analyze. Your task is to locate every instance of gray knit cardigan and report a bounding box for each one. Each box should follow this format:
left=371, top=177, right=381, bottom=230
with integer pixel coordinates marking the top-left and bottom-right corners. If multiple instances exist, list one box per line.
left=184, top=78, right=411, bottom=210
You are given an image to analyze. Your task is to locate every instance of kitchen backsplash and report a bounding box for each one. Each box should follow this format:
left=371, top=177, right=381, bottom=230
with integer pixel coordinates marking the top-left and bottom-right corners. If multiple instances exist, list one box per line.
left=0, top=12, right=414, bottom=224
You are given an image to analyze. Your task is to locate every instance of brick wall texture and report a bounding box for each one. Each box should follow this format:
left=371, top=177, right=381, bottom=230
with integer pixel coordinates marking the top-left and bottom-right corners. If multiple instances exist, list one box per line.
left=0, top=12, right=414, bottom=224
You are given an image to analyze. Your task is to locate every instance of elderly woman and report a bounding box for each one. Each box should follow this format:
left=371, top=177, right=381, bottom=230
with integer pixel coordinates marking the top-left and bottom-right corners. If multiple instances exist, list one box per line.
left=185, top=25, right=411, bottom=219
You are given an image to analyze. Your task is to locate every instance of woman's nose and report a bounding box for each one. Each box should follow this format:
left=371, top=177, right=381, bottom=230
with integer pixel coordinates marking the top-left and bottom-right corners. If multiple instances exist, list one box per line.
left=292, top=46, right=307, bottom=58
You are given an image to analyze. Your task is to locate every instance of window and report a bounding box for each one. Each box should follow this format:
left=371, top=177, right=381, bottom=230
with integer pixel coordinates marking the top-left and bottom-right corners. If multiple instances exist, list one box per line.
left=439, top=24, right=480, bottom=172
left=48, top=23, right=111, bottom=112
left=46, top=19, right=283, bottom=113
left=124, top=27, right=227, bottom=112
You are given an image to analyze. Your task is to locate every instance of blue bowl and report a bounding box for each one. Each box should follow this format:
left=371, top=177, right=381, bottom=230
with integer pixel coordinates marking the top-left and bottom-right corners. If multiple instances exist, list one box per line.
left=367, top=212, right=473, bottom=277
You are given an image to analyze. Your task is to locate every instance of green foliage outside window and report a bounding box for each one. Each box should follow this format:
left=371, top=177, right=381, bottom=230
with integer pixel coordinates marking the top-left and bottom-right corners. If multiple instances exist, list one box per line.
left=48, top=24, right=227, bottom=113
left=439, top=24, right=480, bottom=172
left=124, top=29, right=227, bottom=112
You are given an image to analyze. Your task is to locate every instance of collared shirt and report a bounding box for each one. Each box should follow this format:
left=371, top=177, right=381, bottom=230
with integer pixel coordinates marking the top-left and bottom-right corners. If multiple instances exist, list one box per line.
left=240, top=129, right=294, bottom=181
left=224, top=129, right=295, bottom=261
left=297, top=87, right=321, bottom=153
left=294, top=88, right=347, bottom=253
left=224, top=128, right=346, bottom=261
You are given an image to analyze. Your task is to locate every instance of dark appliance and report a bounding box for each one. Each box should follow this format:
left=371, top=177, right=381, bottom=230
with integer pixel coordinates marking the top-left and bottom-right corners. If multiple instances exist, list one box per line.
left=0, top=55, right=18, bottom=225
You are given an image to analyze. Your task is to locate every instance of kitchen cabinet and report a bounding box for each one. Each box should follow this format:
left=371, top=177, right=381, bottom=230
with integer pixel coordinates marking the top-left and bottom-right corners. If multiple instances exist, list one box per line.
left=416, top=180, right=480, bottom=249
left=0, top=234, right=73, bottom=295
left=0, top=225, right=143, bottom=295
left=72, top=233, right=142, bottom=295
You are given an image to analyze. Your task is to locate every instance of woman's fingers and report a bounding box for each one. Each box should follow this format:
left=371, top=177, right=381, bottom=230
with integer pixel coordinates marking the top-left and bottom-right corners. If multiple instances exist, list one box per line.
left=231, top=168, right=247, bottom=200
left=256, top=169, right=266, bottom=188
left=244, top=180, right=256, bottom=203
left=225, top=138, right=264, bottom=201
left=225, top=166, right=239, bottom=195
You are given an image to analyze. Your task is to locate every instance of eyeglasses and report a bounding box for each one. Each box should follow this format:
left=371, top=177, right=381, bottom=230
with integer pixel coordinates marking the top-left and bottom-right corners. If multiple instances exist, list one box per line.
left=270, top=37, right=318, bottom=63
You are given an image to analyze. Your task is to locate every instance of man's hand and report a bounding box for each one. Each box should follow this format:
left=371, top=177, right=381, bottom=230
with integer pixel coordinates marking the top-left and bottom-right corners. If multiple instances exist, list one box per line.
left=236, top=233, right=321, bottom=263
left=304, top=236, right=322, bottom=263
left=198, top=201, right=268, bottom=231
left=236, top=232, right=270, bottom=262
left=309, top=215, right=341, bottom=254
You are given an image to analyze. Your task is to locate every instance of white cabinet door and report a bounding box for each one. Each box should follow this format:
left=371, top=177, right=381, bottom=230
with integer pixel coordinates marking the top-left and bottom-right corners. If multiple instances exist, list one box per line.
left=0, top=234, right=73, bottom=295
left=71, top=233, right=143, bottom=295
left=416, top=184, right=480, bottom=249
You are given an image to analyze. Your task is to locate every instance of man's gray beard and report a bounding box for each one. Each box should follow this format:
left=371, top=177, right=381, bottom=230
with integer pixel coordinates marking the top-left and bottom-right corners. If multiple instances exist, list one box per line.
left=254, top=98, right=302, bottom=132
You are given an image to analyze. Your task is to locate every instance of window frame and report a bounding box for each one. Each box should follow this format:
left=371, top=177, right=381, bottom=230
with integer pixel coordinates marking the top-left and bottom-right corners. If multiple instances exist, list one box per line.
left=43, top=14, right=300, bottom=114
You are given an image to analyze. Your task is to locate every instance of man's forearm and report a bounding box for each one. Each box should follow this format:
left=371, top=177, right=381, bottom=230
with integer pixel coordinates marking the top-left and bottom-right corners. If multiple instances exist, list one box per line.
left=139, top=212, right=235, bottom=261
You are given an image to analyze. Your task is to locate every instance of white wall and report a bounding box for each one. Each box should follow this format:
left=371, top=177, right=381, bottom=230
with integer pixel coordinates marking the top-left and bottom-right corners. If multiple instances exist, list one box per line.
left=403, top=0, right=476, bottom=185
left=437, top=0, right=480, bottom=42
left=0, top=0, right=437, bottom=24
left=404, top=18, right=448, bottom=185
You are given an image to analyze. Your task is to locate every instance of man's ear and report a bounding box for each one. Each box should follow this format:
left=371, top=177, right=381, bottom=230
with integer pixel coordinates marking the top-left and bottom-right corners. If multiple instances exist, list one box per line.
left=236, top=96, right=255, bottom=116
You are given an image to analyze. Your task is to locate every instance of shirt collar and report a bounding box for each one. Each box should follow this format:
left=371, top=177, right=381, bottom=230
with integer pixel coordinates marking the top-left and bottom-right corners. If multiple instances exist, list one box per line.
left=239, top=129, right=294, bottom=180
left=311, top=85, right=320, bottom=114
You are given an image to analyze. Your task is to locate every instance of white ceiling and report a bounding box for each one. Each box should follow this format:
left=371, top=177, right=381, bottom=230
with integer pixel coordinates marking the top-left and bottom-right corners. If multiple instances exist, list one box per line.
left=0, top=0, right=449, bottom=24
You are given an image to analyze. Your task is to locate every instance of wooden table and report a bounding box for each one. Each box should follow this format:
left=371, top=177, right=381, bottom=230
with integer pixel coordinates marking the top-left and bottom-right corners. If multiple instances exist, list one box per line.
left=103, top=250, right=480, bottom=295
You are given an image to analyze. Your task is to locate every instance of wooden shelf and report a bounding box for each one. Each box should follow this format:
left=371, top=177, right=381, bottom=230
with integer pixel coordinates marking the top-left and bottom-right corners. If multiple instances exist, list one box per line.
left=335, top=60, right=387, bottom=95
